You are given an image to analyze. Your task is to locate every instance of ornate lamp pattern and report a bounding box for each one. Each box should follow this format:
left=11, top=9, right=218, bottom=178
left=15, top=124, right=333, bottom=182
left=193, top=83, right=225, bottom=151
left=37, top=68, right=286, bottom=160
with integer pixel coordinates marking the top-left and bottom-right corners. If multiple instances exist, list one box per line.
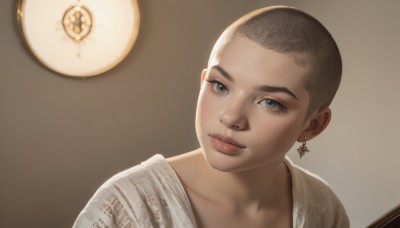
left=62, top=3, right=93, bottom=44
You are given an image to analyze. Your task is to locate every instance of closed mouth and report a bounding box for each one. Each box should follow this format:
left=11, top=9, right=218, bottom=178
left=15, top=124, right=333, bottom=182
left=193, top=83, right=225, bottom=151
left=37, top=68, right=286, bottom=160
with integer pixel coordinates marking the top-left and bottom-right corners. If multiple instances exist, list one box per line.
left=209, top=133, right=246, bottom=148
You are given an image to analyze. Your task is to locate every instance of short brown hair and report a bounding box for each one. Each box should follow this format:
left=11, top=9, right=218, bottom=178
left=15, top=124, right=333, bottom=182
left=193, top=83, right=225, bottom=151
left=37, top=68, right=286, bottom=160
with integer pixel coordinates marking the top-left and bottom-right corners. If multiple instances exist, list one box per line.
left=232, top=6, right=342, bottom=115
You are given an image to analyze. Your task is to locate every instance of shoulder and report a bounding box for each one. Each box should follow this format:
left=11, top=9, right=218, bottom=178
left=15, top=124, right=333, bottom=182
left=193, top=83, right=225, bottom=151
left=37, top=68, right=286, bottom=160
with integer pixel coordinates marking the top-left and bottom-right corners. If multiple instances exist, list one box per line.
left=105, top=154, right=178, bottom=188
left=167, top=150, right=203, bottom=181
left=93, top=154, right=178, bottom=201
left=73, top=154, right=195, bottom=228
left=284, top=157, right=350, bottom=228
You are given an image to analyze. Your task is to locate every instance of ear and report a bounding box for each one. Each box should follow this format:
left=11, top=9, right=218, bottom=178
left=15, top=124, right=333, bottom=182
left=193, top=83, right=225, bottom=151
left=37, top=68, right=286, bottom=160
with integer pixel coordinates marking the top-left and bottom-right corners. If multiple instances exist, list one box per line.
left=297, top=107, right=331, bottom=142
left=200, top=68, right=207, bottom=86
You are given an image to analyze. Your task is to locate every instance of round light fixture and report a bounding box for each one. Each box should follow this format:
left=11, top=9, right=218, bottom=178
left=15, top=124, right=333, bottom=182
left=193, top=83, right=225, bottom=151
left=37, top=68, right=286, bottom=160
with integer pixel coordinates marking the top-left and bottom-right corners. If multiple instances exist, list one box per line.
left=17, top=0, right=140, bottom=78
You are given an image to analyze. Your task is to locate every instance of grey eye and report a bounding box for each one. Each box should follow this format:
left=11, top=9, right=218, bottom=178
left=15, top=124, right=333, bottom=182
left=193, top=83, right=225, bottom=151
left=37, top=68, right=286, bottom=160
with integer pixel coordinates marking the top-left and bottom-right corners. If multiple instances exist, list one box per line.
left=206, top=79, right=229, bottom=94
left=214, top=82, right=228, bottom=93
left=261, top=99, right=279, bottom=109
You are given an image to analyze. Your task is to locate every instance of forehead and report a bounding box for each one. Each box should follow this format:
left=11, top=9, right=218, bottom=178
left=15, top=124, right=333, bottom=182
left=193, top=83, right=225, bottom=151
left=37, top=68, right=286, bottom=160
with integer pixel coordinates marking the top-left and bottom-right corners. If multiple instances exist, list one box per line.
left=209, top=34, right=309, bottom=91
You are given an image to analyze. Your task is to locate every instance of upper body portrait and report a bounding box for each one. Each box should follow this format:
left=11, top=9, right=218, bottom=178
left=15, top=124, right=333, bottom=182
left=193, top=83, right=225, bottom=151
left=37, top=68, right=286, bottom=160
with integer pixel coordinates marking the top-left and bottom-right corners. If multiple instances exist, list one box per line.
left=73, top=6, right=349, bottom=228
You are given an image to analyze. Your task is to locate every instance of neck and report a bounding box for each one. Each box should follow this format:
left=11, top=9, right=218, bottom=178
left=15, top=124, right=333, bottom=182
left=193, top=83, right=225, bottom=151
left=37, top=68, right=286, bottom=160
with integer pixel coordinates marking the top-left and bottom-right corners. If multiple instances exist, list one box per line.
left=196, top=150, right=291, bottom=210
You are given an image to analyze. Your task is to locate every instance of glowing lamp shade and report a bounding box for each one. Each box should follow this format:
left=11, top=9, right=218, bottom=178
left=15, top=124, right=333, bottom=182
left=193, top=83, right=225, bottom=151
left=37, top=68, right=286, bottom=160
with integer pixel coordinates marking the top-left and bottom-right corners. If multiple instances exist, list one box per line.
left=17, top=0, right=140, bottom=78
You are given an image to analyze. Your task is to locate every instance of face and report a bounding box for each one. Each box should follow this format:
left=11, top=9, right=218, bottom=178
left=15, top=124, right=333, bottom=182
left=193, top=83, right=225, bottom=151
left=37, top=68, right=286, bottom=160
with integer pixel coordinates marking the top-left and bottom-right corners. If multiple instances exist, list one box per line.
left=195, top=35, right=312, bottom=172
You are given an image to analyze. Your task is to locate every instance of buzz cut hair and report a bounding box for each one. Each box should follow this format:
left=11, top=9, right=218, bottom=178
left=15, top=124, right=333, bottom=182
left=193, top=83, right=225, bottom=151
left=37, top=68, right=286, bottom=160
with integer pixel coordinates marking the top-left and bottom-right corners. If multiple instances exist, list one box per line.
left=229, top=6, right=342, bottom=115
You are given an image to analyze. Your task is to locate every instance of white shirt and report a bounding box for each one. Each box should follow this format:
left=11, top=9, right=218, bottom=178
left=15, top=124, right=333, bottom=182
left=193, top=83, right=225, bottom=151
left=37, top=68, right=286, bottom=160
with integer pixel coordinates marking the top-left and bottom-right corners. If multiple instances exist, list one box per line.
left=73, top=154, right=349, bottom=228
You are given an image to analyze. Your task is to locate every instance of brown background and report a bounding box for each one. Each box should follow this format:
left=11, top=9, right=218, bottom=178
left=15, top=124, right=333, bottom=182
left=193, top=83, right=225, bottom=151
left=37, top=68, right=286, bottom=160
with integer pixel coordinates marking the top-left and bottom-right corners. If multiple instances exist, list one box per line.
left=1, top=1, right=399, bottom=227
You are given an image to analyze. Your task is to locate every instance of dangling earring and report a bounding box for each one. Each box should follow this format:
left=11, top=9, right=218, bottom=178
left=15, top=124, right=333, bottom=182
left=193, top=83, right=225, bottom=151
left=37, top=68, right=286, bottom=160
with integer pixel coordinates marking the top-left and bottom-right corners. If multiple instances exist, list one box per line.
left=297, top=138, right=309, bottom=158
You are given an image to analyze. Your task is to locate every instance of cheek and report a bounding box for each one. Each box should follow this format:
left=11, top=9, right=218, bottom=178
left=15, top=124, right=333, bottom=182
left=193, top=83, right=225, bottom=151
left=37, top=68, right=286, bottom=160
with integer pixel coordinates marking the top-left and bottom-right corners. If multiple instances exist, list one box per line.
left=197, top=95, right=210, bottom=121
left=250, top=114, right=304, bottom=151
left=197, top=90, right=222, bottom=122
left=196, top=91, right=214, bottom=132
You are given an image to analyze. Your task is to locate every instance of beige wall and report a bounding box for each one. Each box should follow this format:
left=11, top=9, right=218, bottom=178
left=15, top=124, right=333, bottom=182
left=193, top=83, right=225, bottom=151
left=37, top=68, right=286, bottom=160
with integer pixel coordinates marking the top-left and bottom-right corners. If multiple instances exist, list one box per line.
left=0, top=0, right=399, bottom=227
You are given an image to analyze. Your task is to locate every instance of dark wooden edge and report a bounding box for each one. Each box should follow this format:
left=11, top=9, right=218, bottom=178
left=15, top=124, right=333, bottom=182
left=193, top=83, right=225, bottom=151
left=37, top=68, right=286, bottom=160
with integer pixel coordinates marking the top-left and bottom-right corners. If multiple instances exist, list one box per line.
left=367, top=204, right=400, bottom=228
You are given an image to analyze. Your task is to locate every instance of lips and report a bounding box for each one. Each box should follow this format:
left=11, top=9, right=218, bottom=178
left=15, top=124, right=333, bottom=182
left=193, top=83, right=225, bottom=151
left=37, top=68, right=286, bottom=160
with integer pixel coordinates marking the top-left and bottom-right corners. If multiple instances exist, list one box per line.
left=209, top=134, right=245, bottom=155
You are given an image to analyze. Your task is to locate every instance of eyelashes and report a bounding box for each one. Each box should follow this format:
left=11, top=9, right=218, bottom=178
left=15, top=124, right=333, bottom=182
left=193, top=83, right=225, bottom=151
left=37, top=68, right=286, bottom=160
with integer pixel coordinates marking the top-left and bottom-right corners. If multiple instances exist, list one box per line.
left=258, top=98, right=288, bottom=114
left=205, top=78, right=289, bottom=114
left=206, top=79, right=228, bottom=94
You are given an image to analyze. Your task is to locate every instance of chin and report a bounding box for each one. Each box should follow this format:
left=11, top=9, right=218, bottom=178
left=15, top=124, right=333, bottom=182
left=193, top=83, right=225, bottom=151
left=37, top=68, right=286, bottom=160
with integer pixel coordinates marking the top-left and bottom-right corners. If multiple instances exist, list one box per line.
left=203, top=148, right=286, bottom=174
left=202, top=150, right=252, bottom=173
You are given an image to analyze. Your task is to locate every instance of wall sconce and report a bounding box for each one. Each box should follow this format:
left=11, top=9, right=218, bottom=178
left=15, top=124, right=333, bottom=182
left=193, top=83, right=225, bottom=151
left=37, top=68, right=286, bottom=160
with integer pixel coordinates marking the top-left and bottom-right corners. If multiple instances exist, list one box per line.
left=17, top=0, right=140, bottom=78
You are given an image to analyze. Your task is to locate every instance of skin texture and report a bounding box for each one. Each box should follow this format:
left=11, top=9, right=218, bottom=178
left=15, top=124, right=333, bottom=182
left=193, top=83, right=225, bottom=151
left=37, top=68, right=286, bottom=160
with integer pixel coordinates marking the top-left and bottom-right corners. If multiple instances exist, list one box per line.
left=168, top=34, right=331, bottom=227
left=198, top=34, right=310, bottom=173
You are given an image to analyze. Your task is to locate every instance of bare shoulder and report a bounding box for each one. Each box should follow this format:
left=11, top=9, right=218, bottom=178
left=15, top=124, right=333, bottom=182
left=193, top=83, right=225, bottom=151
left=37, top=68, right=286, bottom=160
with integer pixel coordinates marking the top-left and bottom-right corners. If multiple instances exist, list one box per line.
left=166, top=149, right=204, bottom=183
left=167, top=149, right=201, bottom=164
left=167, top=149, right=202, bottom=168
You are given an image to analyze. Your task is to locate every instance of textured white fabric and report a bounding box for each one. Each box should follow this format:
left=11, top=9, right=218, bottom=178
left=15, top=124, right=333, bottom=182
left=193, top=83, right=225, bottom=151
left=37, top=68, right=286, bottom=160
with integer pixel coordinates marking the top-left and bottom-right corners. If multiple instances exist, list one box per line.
left=284, top=158, right=349, bottom=228
left=73, top=155, right=349, bottom=228
left=73, top=154, right=196, bottom=228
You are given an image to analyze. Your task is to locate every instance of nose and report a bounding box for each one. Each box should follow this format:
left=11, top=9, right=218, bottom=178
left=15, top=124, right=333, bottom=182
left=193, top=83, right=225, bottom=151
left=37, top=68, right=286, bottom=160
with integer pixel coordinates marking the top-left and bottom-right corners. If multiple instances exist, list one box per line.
left=218, top=100, right=248, bottom=130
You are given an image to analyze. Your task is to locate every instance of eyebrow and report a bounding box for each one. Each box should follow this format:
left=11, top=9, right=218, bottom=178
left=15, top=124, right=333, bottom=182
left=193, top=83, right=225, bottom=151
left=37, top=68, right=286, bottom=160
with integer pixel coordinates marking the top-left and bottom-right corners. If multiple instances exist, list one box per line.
left=256, top=85, right=298, bottom=100
left=211, top=65, right=234, bottom=82
left=210, top=65, right=298, bottom=100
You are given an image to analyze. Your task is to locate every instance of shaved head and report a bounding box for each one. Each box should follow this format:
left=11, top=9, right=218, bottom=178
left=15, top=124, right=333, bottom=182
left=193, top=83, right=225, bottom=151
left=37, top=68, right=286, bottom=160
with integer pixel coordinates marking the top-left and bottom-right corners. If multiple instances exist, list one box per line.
left=209, top=6, right=342, bottom=115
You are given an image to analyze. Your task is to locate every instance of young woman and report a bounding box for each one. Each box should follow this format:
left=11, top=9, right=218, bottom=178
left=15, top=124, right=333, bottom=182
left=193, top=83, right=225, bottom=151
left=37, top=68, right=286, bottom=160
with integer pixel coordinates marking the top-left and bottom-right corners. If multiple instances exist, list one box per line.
left=74, top=6, right=349, bottom=228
